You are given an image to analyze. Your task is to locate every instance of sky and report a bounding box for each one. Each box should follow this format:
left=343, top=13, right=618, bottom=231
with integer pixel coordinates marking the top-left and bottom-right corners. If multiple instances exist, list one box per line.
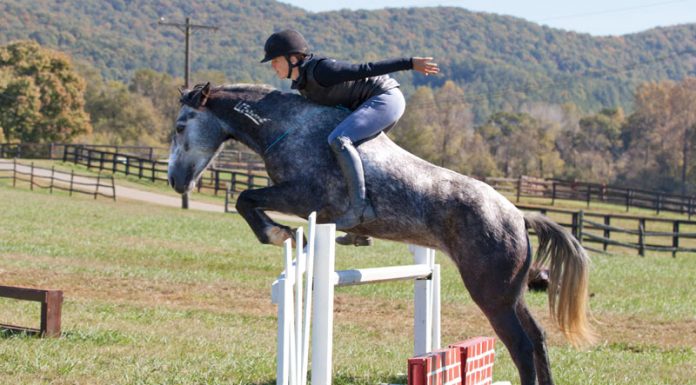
left=279, top=0, right=696, bottom=36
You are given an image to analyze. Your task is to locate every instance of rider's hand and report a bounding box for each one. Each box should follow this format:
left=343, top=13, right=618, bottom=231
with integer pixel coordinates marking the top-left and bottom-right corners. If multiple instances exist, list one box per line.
left=412, top=57, right=439, bottom=76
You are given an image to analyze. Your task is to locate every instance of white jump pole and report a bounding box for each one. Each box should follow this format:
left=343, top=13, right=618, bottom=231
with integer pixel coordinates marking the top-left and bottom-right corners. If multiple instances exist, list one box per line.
left=272, top=215, right=440, bottom=385
left=311, top=223, right=336, bottom=385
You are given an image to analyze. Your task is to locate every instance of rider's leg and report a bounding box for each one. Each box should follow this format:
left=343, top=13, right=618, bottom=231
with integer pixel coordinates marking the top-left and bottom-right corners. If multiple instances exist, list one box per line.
left=328, top=88, right=405, bottom=229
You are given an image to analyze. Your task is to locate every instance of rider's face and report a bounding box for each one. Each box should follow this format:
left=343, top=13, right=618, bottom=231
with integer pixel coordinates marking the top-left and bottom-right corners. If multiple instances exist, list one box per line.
left=271, top=56, right=289, bottom=79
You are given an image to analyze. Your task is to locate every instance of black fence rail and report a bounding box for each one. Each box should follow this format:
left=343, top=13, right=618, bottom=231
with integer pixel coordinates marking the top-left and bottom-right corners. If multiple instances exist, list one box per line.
left=0, top=159, right=116, bottom=200
left=518, top=205, right=696, bottom=257
left=62, top=144, right=270, bottom=195
left=483, top=176, right=696, bottom=218
left=6, top=143, right=696, bottom=217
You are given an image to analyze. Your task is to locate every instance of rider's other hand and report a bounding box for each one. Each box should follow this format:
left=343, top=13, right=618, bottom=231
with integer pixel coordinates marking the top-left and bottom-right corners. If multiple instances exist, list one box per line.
left=412, top=57, right=439, bottom=76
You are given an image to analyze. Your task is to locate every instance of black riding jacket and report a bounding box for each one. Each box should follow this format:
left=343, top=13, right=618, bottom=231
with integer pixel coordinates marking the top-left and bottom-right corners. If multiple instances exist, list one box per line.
left=291, top=54, right=413, bottom=111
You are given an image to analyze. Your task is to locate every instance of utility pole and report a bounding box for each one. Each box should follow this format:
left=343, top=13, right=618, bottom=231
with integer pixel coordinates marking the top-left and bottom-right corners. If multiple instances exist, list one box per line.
left=158, top=17, right=218, bottom=88
left=158, top=17, right=218, bottom=209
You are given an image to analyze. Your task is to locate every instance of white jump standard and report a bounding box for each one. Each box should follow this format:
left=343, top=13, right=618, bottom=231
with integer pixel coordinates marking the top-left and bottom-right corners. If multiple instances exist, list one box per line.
left=271, top=213, right=441, bottom=385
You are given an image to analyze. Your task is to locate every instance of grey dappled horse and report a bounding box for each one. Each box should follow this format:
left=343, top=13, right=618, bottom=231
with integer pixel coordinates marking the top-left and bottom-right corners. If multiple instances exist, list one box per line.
left=168, top=83, right=594, bottom=385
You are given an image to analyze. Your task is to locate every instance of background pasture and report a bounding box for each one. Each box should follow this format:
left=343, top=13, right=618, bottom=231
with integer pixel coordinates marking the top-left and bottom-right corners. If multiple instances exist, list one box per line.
left=1, top=184, right=695, bottom=384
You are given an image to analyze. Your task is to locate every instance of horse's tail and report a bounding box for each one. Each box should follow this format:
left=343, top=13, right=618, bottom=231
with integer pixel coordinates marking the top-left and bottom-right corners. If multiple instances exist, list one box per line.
left=524, top=212, right=596, bottom=347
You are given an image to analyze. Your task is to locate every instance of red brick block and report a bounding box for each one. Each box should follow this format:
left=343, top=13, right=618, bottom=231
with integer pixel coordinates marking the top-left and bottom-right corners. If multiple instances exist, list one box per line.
left=408, top=347, right=462, bottom=385
left=449, top=337, right=496, bottom=385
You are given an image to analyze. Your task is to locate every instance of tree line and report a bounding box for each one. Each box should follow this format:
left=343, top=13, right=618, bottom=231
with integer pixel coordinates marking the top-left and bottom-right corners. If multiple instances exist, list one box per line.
left=2, top=40, right=695, bottom=194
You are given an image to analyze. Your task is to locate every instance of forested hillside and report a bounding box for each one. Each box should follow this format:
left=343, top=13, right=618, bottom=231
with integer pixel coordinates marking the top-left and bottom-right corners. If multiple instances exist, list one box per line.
left=2, top=0, right=695, bottom=121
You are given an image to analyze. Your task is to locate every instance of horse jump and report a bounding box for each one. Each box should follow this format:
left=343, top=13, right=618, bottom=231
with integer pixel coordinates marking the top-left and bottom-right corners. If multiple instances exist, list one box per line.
left=271, top=213, right=441, bottom=385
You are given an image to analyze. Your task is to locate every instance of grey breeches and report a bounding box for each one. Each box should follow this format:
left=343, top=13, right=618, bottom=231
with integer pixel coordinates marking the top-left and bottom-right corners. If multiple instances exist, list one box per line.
left=327, top=88, right=406, bottom=144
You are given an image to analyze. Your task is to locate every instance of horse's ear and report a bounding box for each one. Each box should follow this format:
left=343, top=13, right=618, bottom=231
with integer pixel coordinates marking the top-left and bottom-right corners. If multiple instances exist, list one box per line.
left=199, top=82, right=211, bottom=107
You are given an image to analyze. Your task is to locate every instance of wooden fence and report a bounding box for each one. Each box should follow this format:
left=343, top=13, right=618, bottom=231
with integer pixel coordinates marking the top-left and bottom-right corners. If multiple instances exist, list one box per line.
left=0, top=285, right=63, bottom=337
left=5, top=142, right=696, bottom=217
left=62, top=144, right=270, bottom=195
left=0, top=159, right=116, bottom=200
left=485, top=176, right=696, bottom=218
left=519, top=205, right=696, bottom=256
left=1, top=142, right=265, bottom=170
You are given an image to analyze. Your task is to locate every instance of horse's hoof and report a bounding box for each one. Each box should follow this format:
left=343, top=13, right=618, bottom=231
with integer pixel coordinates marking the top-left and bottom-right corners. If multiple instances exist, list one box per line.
left=334, top=203, right=377, bottom=230
left=336, top=233, right=373, bottom=247
left=265, top=226, right=294, bottom=246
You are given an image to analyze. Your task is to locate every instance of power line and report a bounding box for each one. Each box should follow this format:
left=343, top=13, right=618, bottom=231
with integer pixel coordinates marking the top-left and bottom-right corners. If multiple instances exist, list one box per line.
left=158, top=17, right=218, bottom=89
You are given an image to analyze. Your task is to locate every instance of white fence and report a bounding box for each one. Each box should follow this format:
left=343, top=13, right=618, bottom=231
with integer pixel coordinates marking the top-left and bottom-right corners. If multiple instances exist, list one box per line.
left=271, top=213, right=441, bottom=385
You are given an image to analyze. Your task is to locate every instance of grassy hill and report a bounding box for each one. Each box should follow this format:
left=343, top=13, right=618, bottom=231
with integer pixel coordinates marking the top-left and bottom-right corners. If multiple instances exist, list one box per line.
left=2, top=0, right=695, bottom=122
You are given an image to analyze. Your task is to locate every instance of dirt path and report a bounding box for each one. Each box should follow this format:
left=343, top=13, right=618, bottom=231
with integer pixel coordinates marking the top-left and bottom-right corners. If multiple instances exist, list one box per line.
left=0, top=159, right=302, bottom=222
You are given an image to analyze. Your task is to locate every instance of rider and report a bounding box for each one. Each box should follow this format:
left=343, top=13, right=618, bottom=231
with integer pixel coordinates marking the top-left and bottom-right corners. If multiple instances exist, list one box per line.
left=261, top=29, right=439, bottom=229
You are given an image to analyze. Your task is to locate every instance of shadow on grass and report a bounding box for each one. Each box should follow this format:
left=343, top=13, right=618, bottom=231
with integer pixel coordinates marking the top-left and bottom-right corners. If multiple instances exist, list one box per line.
left=251, top=373, right=407, bottom=385
left=0, top=328, right=41, bottom=339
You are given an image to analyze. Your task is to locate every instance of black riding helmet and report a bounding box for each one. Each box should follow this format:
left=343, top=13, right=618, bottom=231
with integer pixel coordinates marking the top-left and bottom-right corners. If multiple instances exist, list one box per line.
left=260, top=29, right=310, bottom=63
left=261, top=29, right=310, bottom=79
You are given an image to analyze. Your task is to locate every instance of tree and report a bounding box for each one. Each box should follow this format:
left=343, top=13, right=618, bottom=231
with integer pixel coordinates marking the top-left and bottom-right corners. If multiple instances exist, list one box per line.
left=391, top=86, right=439, bottom=162
left=565, top=108, right=624, bottom=182
left=0, top=40, right=91, bottom=143
left=391, top=82, right=490, bottom=175
left=86, top=80, right=167, bottom=146
left=619, top=78, right=696, bottom=194
left=478, top=112, right=563, bottom=178
left=128, top=68, right=181, bottom=126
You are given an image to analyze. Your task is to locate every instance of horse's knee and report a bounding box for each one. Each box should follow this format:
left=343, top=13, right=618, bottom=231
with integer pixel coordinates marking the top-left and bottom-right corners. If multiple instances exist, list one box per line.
left=235, top=190, right=254, bottom=212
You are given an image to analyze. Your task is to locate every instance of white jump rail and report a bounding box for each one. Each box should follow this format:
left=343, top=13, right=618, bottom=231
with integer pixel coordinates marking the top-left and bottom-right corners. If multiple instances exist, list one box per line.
left=271, top=213, right=441, bottom=385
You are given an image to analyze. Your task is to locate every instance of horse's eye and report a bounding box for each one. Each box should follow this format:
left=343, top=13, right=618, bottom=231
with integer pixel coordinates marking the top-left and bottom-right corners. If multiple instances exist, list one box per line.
left=176, top=123, right=186, bottom=134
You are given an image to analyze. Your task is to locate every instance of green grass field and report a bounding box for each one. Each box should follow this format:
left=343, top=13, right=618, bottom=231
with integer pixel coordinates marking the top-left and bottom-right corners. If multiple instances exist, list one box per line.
left=1, top=181, right=695, bottom=385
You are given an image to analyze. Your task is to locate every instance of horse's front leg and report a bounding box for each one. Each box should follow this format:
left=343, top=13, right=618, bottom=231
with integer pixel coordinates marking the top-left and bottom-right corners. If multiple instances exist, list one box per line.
left=235, top=183, right=310, bottom=246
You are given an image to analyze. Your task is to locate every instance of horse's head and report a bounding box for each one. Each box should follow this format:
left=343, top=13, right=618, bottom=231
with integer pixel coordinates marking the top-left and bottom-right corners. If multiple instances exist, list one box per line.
left=168, top=82, right=229, bottom=194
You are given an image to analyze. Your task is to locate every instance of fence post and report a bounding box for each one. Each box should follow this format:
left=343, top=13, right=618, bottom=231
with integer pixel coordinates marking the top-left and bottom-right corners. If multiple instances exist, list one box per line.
left=655, top=194, right=662, bottom=215
left=625, top=189, right=632, bottom=212
left=215, top=170, right=220, bottom=196
left=225, top=184, right=231, bottom=213
left=672, top=221, right=679, bottom=258
left=125, top=156, right=130, bottom=176
left=30, top=162, right=35, bottom=191
left=99, top=152, right=105, bottom=171
left=94, top=173, right=101, bottom=199
left=577, top=210, right=584, bottom=244
left=49, top=166, right=55, bottom=194
left=551, top=181, right=557, bottom=206
left=138, top=159, right=144, bottom=179
left=516, top=176, right=522, bottom=203
left=12, top=158, right=17, bottom=188
left=603, top=215, right=610, bottom=251
left=638, top=219, right=646, bottom=257
left=689, top=198, right=694, bottom=220
left=151, top=162, right=156, bottom=182
left=87, top=149, right=93, bottom=169
left=62, top=145, right=68, bottom=163
left=69, top=170, right=74, bottom=196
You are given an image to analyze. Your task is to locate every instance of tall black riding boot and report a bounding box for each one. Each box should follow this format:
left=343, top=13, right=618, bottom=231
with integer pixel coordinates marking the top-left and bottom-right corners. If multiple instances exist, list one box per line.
left=329, top=136, right=377, bottom=229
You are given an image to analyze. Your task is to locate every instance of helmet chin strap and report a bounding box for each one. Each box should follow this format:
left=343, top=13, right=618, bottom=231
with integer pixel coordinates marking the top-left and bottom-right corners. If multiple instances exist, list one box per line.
left=284, top=55, right=301, bottom=79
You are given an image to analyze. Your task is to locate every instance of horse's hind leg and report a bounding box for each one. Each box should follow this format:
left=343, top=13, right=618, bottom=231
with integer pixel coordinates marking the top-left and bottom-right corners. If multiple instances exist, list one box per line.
left=517, top=301, right=554, bottom=385
left=484, top=307, right=537, bottom=385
